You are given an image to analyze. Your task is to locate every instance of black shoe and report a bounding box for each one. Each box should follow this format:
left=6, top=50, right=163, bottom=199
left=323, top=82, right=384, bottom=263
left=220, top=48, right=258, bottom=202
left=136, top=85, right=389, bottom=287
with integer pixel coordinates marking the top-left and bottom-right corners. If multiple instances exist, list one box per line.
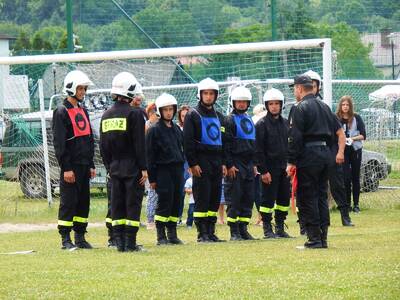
left=340, top=209, right=354, bottom=227
left=304, top=226, right=323, bottom=249
left=61, top=232, right=77, bottom=250
left=166, top=223, right=184, bottom=245
left=353, top=206, right=360, bottom=213
left=229, top=222, right=243, bottom=241
left=262, top=222, right=276, bottom=239
left=74, top=232, right=93, bottom=249
left=125, top=232, right=144, bottom=252
left=238, top=222, right=255, bottom=240
left=275, top=223, right=292, bottom=238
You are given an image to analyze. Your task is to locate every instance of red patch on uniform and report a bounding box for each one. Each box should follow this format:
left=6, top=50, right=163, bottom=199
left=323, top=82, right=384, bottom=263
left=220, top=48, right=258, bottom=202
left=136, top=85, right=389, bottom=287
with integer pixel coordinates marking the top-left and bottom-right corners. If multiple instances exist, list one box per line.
left=66, top=108, right=91, bottom=137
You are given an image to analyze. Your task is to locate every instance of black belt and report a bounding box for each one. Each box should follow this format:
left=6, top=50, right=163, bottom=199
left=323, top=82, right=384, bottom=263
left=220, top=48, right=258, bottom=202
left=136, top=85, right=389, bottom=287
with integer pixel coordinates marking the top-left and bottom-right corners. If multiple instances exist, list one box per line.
left=305, top=141, right=327, bottom=147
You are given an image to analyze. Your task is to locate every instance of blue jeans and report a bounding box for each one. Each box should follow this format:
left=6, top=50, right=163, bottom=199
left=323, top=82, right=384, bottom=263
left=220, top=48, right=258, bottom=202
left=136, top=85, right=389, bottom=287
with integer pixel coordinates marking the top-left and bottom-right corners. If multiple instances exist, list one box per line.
left=186, top=203, right=195, bottom=226
left=146, top=188, right=158, bottom=223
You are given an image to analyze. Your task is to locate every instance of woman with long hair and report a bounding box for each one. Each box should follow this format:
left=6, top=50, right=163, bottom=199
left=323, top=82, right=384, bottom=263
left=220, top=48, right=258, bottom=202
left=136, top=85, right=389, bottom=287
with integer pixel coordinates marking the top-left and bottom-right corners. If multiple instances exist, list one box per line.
left=336, top=96, right=366, bottom=213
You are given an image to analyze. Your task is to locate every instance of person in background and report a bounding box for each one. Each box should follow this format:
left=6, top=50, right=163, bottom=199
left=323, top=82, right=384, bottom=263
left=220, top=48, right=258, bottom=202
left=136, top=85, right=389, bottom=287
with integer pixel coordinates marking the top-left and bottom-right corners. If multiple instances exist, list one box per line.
left=184, top=170, right=195, bottom=228
left=145, top=102, right=159, bottom=230
left=177, top=105, right=191, bottom=225
left=336, top=95, right=366, bottom=213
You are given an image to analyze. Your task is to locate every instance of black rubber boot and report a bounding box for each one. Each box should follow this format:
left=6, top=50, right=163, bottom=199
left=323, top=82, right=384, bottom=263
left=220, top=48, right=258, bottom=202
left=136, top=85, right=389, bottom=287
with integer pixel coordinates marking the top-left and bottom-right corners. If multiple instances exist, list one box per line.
left=74, top=232, right=93, bottom=249
left=107, top=227, right=116, bottom=248
left=196, top=219, right=211, bottom=243
left=275, top=222, right=292, bottom=238
left=208, top=219, right=226, bottom=242
left=60, top=231, right=76, bottom=250
left=156, top=222, right=169, bottom=246
left=114, top=231, right=125, bottom=252
left=340, top=208, right=354, bottom=227
left=125, top=231, right=145, bottom=252
left=304, top=226, right=323, bottom=249
left=321, top=226, right=328, bottom=249
left=238, top=222, right=255, bottom=240
left=166, top=222, right=183, bottom=245
left=228, top=222, right=242, bottom=241
left=262, top=222, right=275, bottom=239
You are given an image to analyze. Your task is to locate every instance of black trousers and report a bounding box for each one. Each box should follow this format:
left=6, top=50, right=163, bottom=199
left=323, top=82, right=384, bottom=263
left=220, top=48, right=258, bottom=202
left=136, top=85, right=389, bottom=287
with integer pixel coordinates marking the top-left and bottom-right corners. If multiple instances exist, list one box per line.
left=297, top=164, right=330, bottom=229
left=259, top=168, right=290, bottom=223
left=58, top=164, right=91, bottom=234
left=193, top=154, right=222, bottom=223
left=253, top=174, right=261, bottom=211
left=155, top=164, right=184, bottom=224
left=111, top=172, right=143, bottom=234
left=224, top=161, right=254, bottom=225
left=328, top=163, right=350, bottom=211
left=343, top=147, right=362, bottom=207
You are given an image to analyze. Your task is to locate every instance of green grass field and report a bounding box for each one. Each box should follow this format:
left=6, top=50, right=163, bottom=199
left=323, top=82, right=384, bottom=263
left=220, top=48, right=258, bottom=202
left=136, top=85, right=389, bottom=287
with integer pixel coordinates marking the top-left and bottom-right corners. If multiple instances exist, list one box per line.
left=0, top=193, right=399, bottom=299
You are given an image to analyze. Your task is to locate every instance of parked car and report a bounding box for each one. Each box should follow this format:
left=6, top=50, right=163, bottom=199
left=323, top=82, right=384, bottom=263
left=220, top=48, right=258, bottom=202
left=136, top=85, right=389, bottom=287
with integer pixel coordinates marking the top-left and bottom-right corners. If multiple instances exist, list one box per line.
left=0, top=110, right=107, bottom=198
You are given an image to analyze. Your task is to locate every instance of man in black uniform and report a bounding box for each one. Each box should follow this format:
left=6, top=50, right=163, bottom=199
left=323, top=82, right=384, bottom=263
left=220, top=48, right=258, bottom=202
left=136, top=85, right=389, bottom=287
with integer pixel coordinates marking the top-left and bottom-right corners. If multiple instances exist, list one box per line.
left=304, top=70, right=352, bottom=226
left=146, top=93, right=185, bottom=245
left=287, top=74, right=338, bottom=249
left=100, top=72, right=147, bottom=252
left=224, top=86, right=256, bottom=241
left=183, top=77, right=226, bottom=243
left=53, top=70, right=96, bottom=250
left=256, top=88, right=292, bottom=239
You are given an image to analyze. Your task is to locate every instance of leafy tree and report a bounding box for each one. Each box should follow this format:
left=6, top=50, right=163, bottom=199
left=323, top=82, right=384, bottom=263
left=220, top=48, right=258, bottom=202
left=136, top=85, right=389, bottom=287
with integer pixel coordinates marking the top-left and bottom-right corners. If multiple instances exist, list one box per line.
left=13, top=30, right=31, bottom=51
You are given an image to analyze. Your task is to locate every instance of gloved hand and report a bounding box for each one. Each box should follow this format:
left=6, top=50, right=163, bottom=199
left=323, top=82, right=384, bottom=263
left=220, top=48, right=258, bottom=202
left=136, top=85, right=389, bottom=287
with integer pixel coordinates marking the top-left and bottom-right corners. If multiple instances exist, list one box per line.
left=346, top=137, right=353, bottom=146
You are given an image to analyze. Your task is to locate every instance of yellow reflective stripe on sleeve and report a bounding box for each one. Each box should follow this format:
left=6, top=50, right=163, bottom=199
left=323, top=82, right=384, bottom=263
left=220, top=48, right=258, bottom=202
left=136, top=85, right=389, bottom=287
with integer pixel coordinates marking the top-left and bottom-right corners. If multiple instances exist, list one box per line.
left=58, top=220, right=73, bottom=227
left=126, top=219, right=140, bottom=227
left=73, top=216, right=88, bottom=223
left=227, top=217, right=238, bottom=223
left=155, top=215, right=169, bottom=222
left=169, top=216, right=179, bottom=223
left=220, top=126, right=225, bottom=133
left=112, top=219, right=126, bottom=226
left=274, top=204, right=290, bottom=212
left=207, top=211, right=217, bottom=217
left=105, top=218, right=112, bottom=224
left=259, top=206, right=274, bottom=213
left=238, top=217, right=251, bottom=223
left=102, top=118, right=127, bottom=133
left=193, top=212, right=208, bottom=218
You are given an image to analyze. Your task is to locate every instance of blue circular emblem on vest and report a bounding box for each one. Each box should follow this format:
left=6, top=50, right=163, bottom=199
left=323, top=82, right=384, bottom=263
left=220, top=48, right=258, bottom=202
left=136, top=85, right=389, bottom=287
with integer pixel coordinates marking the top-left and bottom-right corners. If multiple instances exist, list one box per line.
left=200, top=116, right=222, bottom=146
left=234, top=114, right=255, bottom=140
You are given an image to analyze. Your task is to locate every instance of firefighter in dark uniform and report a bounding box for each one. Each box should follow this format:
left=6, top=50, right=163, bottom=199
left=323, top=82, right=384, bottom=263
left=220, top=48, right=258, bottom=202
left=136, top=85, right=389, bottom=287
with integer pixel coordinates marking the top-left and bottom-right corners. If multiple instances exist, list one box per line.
left=100, top=72, right=147, bottom=252
left=255, top=88, right=292, bottom=239
left=53, top=70, right=96, bottom=250
left=146, top=93, right=185, bottom=245
left=287, top=74, right=338, bottom=249
left=183, top=77, right=227, bottom=243
left=223, top=86, right=257, bottom=241
left=104, top=82, right=147, bottom=248
left=304, top=70, right=352, bottom=226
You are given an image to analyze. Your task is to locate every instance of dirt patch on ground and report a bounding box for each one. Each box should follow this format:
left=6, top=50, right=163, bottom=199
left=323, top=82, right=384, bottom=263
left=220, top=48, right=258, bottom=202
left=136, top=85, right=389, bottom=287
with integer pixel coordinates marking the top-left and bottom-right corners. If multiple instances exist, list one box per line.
left=0, top=222, right=104, bottom=233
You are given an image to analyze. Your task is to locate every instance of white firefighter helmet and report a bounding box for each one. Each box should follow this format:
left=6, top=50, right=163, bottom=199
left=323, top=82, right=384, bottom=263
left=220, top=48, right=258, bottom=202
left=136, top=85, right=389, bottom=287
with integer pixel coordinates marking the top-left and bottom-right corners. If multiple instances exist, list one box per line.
left=63, top=70, right=93, bottom=96
left=230, top=86, right=252, bottom=111
left=263, top=88, right=284, bottom=103
left=304, top=70, right=322, bottom=89
left=197, top=77, right=219, bottom=101
left=155, top=93, right=178, bottom=117
left=230, top=86, right=252, bottom=102
left=111, top=72, right=141, bottom=100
